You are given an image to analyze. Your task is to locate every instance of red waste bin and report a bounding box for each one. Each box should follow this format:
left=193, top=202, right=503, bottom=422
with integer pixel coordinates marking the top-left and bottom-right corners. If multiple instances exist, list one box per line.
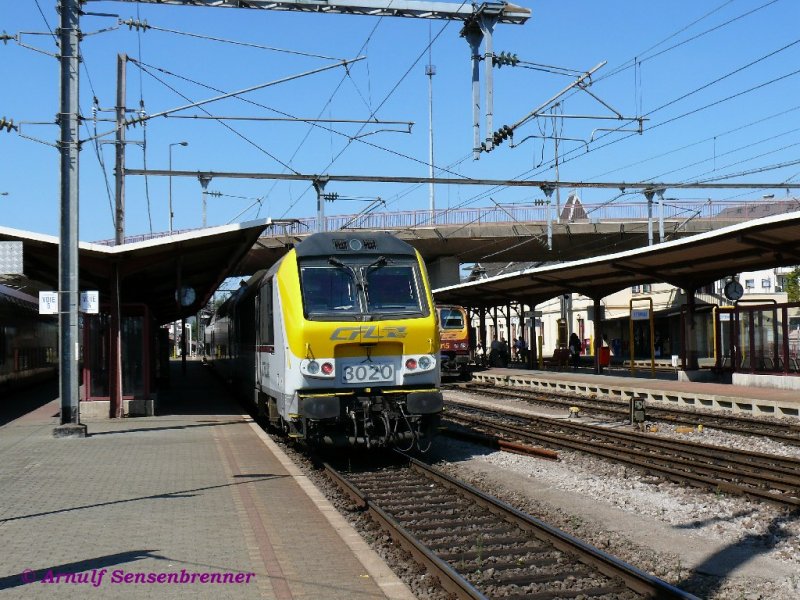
left=599, top=347, right=611, bottom=367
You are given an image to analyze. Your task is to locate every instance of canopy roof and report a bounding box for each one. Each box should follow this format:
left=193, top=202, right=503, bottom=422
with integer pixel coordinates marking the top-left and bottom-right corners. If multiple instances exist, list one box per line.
left=433, top=211, right=800, bottom=306
left=0, top=219, right=272, bottom=324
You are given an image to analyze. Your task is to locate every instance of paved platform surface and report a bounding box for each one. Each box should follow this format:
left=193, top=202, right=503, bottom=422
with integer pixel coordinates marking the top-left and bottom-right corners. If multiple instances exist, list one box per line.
left=0, top=361, right=414, bottom=600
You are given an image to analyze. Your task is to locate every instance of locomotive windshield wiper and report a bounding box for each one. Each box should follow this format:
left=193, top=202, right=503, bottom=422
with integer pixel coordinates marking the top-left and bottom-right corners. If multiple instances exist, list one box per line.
left=363, top=256, right=391, bottom=295
left=366, top=255, right=389, bottom=271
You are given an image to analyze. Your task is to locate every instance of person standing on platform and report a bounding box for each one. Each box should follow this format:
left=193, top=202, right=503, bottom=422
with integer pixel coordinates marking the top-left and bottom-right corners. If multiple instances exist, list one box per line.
left=568, top=332, right=582, bottom=370
left=515, top=336, right=528, bottom=362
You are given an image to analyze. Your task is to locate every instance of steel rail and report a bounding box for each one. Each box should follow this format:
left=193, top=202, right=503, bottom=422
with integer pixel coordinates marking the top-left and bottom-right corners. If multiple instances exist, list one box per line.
left=324, top=457, right=698, bottom=599
left=445, top=407, right=800, bottom=508
left=323, top=462, right=487, bottom=600
left=455, top=382, right=800, bottom=446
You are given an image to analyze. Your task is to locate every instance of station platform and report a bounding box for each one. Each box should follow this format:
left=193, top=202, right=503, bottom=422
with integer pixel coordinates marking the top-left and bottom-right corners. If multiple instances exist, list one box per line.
left=0, top=361, right=415, bottom=600
left=470, top=366, right=800, bottom=420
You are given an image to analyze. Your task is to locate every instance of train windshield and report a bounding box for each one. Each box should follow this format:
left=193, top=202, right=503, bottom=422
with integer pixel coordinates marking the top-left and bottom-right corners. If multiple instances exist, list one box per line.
left=300, top=266, right=360, bottom=316
left=439, top=307, right=465, bottom=329
left=300, top=259, right=425, bottom=319
left=364, top=263, right=423, bottom=314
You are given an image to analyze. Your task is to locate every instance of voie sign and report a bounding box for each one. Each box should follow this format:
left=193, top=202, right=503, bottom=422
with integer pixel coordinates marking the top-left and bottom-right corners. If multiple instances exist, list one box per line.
left=38, top=291, right=100, bottom=315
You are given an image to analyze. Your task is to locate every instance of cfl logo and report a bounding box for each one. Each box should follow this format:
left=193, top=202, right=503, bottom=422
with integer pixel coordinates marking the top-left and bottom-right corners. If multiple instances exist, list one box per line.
left=330, top=326, right=407, bottom=341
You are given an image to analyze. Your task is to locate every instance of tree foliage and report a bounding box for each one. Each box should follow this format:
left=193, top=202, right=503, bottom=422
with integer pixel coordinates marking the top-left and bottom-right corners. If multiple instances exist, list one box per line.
left=787, top=266, right=800, bottom=303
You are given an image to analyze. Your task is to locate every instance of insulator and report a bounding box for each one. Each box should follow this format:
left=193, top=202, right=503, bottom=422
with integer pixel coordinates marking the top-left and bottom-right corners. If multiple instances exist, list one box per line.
left=0, top=117, right=16, bottom=133
left=119, top=18, right=150, bottom=32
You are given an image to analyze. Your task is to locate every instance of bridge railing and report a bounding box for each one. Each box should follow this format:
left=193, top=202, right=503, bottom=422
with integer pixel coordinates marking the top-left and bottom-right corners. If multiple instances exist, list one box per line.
left=286, top=198, right=799, bottom=234
left=98, top=198, right=799, bottom=244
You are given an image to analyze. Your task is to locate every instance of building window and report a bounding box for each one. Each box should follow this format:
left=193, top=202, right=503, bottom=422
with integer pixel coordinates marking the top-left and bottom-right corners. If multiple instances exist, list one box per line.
left=745, top=279, right=755, bottom=289
left=642, top=283, right=652, bottom=293
left=631, top=285, right=640, bottom=293
left=761, top=279, right=771, bottom=289
left=776, top=275, right=786, bottom=292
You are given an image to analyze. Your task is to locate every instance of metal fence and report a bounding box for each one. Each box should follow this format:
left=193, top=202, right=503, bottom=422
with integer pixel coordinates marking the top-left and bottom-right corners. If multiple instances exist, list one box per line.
left=100, top=197, right=799, bottom=244
left=287, top=198, right=800, bottom=235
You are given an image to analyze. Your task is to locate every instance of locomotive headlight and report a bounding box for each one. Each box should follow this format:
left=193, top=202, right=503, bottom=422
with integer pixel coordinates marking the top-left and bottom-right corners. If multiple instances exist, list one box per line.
left=302, top=359, right=334, bottom=378
left=418, top=355, right=433, bottom=370
left=405, top=358, right=418, bottom=370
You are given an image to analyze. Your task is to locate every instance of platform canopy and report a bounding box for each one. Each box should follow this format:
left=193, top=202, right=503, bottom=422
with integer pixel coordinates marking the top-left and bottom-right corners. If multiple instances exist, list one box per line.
left=0, top=219, right=275, bottom=324
left=433, top=211, right=800, bottom=306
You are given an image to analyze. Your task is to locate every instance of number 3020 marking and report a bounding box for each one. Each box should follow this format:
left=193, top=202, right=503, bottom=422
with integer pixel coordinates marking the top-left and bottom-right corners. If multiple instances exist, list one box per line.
left=343, top=364, right=393, bottom=382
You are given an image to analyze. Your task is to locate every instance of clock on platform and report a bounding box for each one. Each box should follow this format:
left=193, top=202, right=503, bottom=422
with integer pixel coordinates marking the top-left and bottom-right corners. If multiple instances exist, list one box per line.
left=723, top=280, right=744, bottom=302
left=177, top=285, right=196, bottom=307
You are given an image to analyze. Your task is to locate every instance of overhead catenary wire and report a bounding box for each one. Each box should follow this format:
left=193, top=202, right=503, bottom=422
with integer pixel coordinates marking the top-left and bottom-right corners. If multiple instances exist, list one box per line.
left=644, top=126, right=800, bottom=182
left=388, top=2, right=793, bottom=239
left=32, top=0, right=57, bottom=45
left=477, top=1, right=790, bottom=193
left=135, top=4, right=155, bottom=234
left=119, top=18, right=346, bottom=61
left=74, top=43, right=117, bottom=232
left=131, top=59, right=466, bottom=181
left=279, top=0, right=472, bottom=222
left=587, top=104, right=800, bottom=181
left=131, top=58, right=304, bottom=174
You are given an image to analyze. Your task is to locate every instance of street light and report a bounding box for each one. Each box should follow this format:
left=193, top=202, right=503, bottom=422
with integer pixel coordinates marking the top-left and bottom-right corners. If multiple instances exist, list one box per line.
left=168, top=142, right=189, bottom=234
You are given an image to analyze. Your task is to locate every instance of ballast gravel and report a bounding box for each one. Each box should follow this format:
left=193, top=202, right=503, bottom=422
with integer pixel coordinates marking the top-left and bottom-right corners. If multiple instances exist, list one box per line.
left=275, top=387, right=800, bottom=600
left=440, top=389, right=800, bottom=599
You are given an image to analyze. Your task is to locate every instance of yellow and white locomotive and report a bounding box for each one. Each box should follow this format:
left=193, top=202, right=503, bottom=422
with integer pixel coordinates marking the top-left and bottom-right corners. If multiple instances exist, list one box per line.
left=206, top=232, right=443, bottom=449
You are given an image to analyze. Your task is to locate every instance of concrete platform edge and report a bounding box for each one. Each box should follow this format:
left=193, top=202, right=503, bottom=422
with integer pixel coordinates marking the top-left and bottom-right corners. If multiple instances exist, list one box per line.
left=472, top=371, right=800, bottom=420
left=245, top=417, right=417, bottom=600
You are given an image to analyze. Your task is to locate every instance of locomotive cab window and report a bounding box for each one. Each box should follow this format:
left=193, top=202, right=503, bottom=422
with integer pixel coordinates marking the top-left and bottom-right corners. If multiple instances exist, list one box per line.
left=365, top=263, right=423, bottom=314
left=439, top=308, right=465, bottom=329
left=300, top=258, right=425, bottom=320
left=300, top=266, right=360, bottom=317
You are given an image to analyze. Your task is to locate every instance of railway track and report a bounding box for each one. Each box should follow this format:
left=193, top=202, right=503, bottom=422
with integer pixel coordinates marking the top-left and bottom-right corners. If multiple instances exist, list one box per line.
left=324, top=455, right=697, bottom=600
left=449, top=382, right=800, bottom=447
left=444, top=403, right=800, bottom=509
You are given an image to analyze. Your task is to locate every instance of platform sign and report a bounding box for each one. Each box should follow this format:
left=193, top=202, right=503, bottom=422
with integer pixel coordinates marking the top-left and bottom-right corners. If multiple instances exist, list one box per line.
left=719, top=313, right=731, bottom=322
left=39, top=291, right=58, bottom=315
left=80, top=291, right=99, bottom=314
left=0, top=241, right=23, bottom=275
left=631, top=308, right=650, bottom=321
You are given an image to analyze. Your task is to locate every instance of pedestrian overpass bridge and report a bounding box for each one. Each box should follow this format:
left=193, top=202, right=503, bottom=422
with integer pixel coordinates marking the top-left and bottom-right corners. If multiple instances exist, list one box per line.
left=233, top=197, right=798, bottom=282
left=105, top=196, right=798, bottom=285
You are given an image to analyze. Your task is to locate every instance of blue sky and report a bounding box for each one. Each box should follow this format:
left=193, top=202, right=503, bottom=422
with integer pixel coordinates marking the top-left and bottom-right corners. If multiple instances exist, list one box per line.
left=2, top=0, right=799, bottom=242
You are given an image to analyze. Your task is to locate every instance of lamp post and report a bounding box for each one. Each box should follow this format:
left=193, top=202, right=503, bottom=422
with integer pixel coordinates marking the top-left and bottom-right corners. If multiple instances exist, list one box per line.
left=168, top=142, right=188, bottom=233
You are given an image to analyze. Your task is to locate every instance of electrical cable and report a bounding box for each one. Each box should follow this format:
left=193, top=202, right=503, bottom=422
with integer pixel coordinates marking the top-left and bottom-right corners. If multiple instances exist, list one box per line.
left=387, top=4, right=789, bottom=238
left=281, top=0, right=472, bottom=223
left=135, top=5, right=155, bottom=234
left=32, top=0, right=57, bottom=45
left=646, top=36, right=800, bottom=117
left=132, top=59, right=301, bottom=174
left=587, top=104, right=800, bottom=181
left=129, top=21, right=345, bottom=61
left=645, top=127, right=800, bottom=182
